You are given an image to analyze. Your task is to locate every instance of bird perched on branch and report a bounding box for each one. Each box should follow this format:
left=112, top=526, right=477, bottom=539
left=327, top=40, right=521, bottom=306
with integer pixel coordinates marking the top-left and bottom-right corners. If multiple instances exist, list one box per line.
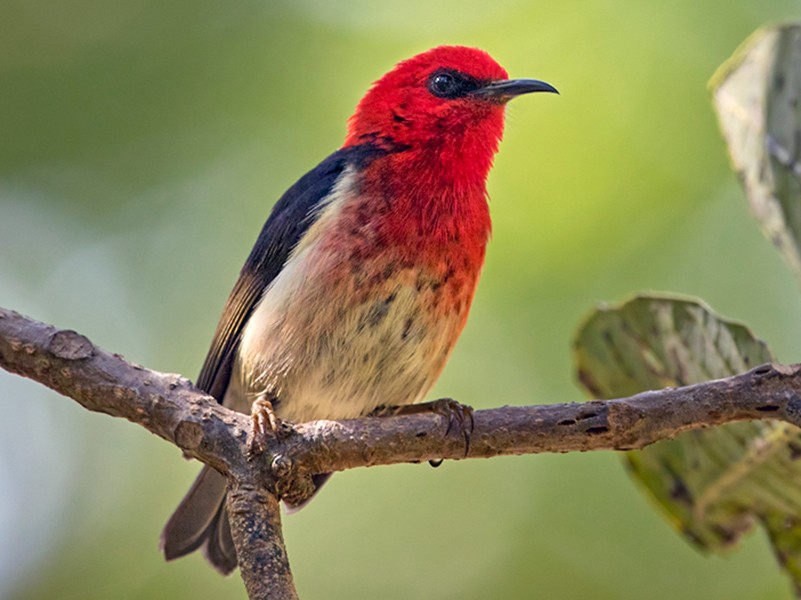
left=161, top=45, right=557, bottom=574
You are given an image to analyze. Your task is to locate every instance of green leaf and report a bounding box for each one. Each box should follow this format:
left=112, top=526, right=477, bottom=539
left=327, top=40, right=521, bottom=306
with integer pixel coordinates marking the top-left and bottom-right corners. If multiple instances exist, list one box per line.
left=574, top=294, right=801, bottom=592
left=711, top=23, right=801, bottom=282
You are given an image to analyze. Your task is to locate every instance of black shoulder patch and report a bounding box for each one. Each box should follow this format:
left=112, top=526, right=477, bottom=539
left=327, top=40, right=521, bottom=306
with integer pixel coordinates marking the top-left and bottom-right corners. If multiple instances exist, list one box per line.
left=195, top=143, right=386, bottom=400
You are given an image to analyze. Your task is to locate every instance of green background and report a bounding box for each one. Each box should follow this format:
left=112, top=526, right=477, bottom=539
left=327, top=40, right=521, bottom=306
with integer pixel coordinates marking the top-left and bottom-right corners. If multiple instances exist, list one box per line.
left=2, top=1, right=800, bottom=598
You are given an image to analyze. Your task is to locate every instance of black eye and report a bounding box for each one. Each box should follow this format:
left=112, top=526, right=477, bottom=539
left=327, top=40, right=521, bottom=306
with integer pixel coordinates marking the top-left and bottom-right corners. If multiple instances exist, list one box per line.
left=427, top=68, right=481, bottom=99
left=429, top=72, right=458, bottom=97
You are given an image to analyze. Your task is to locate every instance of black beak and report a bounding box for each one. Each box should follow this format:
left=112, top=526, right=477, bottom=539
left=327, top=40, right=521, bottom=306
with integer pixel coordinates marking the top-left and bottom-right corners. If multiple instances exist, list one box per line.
left=471, top=78, right=559, bottom=102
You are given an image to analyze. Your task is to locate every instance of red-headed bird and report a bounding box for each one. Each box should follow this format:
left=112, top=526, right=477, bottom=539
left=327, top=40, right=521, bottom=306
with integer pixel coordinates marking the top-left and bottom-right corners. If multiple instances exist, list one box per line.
left=161, top=45, right=557, bottom=574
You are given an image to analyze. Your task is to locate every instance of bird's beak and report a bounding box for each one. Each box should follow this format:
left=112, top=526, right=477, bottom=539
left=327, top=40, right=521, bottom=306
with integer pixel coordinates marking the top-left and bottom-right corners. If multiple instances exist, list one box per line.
left=471, top=78, right=559, bottom=102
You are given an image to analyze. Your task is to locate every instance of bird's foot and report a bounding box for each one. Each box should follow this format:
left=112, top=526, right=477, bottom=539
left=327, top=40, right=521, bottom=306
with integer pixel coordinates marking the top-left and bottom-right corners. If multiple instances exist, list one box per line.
left=371, top=398, right=474, bottom=463
left=428, top=398, right=474, bottom=458
left=249, top=396, right=291, bottom=457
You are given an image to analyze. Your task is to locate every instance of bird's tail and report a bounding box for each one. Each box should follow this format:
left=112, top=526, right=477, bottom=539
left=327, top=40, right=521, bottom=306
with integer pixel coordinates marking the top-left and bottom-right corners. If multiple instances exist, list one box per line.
left=160, top=466, right=238, bottom=575
left=161, top=467, right=333, bottom=573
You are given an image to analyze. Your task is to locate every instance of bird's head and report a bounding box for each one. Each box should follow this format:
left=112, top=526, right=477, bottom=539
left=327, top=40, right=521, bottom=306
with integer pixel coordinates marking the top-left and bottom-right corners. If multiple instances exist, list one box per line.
left=344, top=46, right=557, bottom=160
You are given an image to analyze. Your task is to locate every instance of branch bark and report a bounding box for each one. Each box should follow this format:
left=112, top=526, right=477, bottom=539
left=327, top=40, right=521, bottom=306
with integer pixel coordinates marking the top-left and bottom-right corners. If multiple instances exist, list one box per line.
left=227, top=481, right=298, bottom=600
left=3, top=306, right=801, bottom=598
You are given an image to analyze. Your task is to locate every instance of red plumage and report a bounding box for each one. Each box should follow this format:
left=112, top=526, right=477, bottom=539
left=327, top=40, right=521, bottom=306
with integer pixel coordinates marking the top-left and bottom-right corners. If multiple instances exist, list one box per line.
left=341, top=46, right=512, bottom=318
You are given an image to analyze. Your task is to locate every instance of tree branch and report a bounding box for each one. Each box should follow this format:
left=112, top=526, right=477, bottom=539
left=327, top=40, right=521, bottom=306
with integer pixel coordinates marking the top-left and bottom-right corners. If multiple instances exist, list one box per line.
left=3, top=306, right=801, bottom=598
left=226, top=481, right=298, bottom=600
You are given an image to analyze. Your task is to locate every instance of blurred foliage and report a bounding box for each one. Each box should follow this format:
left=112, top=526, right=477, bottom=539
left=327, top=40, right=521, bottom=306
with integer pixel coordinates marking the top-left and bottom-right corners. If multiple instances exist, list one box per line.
left=575, top=295, right=801, bottom=593
left=2, top=1, right=801, bottom=599
left=572, top=25, right=801, bottom=596
left=713, top=24, right=801, bottom=281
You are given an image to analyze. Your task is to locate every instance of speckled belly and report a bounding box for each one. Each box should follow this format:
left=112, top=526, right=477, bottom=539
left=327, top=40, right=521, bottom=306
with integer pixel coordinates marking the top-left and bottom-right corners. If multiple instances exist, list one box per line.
left=229, top=240, right=473, bottom=423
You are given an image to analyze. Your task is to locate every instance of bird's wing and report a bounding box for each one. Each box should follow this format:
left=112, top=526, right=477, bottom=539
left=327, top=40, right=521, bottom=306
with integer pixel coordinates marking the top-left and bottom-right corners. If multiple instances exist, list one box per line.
left=195, top=143, right=386, bottom=402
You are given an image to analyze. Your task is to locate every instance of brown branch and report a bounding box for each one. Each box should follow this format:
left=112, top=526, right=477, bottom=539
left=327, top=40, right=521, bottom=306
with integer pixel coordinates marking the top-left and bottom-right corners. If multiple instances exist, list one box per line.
left=286, top=363, right=801, bottom=472
left=226, top=481, right=298, bottom=600
left=3, top=306, right=801, bottom=599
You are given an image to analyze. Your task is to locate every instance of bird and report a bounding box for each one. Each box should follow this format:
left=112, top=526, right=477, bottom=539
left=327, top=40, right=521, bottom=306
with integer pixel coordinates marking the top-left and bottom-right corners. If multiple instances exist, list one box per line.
left=160, top=45, right=557, bottom=574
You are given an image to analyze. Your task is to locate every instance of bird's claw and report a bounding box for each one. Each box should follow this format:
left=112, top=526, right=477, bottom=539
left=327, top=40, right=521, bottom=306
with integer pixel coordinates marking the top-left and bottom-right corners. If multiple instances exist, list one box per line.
left=249, top=397, right=290, bottom=458
left=430, top=397, right=474, bottom=457
left=372, top=398, right=474, bottom=464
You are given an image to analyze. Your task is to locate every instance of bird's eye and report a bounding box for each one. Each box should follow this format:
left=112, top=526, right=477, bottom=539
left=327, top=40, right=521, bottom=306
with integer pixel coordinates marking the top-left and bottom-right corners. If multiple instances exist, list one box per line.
left=429, top=72, right=458, bottom=97
left=427, top=68, right=480, bottom=99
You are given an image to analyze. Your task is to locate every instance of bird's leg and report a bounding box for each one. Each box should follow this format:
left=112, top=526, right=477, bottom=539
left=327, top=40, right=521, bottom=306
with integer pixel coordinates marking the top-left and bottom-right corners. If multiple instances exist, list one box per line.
left=370, top=398, right=474, bottom=463
left=249, top=394, right=290, bottom=457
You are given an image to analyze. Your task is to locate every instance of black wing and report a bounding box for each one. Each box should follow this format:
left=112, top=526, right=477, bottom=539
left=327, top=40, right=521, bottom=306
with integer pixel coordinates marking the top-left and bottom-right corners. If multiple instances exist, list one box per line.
left=195, top=143, right=386, bottom=401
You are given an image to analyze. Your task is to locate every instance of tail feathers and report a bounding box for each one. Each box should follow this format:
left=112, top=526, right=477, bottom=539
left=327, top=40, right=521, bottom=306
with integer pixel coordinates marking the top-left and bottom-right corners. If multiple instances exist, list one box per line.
left=162, top=468, right=333, bottom=573
left=160, top=466, right=237, bottom=575
left=202, top=503, right=238, bottom=574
